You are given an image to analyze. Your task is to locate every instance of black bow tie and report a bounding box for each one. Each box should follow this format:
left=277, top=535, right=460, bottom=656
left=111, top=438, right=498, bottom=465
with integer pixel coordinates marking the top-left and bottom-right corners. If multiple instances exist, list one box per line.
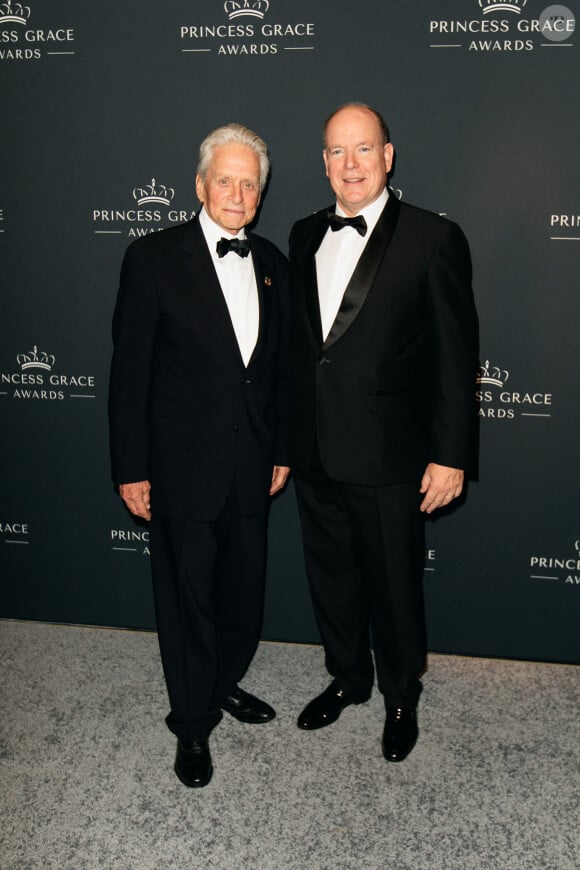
left=327, top=212, right=367, bottom=237
left=216, top=237, right=251, bottom=258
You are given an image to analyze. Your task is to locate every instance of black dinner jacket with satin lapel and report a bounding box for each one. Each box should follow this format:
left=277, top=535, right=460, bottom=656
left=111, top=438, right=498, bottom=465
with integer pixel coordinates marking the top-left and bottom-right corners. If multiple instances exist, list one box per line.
left=288, top=193, right=479, bottom=486
left=109, top=214, right=289, bottom=521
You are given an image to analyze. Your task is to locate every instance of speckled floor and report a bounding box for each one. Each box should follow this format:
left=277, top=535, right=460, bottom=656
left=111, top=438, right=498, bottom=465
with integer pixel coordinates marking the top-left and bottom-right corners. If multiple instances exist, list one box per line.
left=0, top=619, right=578, bottom=870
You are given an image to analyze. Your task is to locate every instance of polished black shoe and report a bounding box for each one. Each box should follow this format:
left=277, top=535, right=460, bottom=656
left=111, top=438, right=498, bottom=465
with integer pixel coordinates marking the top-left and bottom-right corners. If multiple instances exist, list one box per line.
left=297, top=681, right=370, bottom=731
left=174, top=737, right=213, bottom=788
left=382, top=706, right=418, bottom=762
left=219, top=686, right=276, bottom=724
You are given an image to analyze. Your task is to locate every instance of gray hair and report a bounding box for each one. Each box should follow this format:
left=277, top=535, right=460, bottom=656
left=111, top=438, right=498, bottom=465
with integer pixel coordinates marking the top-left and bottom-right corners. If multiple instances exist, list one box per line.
left=323, top=102, right=391, bottom=148
left=197, top=123, right=270, bottom=191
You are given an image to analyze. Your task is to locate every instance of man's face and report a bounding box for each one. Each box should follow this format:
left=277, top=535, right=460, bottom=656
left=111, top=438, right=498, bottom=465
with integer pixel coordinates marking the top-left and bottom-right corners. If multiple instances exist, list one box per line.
left=323, top=107, right=394, bottom=216
left=195, top=142, right=261, bottom=234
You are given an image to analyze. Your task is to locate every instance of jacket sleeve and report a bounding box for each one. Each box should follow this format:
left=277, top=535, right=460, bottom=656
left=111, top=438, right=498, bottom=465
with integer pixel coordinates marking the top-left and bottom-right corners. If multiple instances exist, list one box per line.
left=273, top=248, right=290, bottom=467
left=426, top=220, right=479, bottom=472
left=108, top=241, right=160, bottom=484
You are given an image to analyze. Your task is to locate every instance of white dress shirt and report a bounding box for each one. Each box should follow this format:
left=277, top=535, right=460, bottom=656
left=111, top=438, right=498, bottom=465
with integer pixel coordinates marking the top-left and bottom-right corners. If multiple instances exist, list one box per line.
left=199, top=207, right=259, bottom=367
left=316, top=188, right=389, bottom=341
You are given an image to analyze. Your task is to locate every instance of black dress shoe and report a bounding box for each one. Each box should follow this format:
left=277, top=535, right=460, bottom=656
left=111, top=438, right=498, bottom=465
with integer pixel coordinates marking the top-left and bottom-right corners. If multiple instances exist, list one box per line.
left=297, top=681, right=370, bottom=730
left=174, top=737, right=213, bottom=788
left=382, top=706, right=418, bottom=762
left=219, top=686, right=276, bottom=724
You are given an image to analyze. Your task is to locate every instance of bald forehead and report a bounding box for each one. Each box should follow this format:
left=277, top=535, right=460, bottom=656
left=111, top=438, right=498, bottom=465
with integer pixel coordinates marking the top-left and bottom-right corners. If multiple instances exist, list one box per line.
left=324, top=107, right=383, bottom=147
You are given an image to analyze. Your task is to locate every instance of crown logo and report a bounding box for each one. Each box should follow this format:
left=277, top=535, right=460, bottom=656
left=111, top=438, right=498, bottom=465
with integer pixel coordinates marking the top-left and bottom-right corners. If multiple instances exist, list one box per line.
left=132, top=178, right=175, bottom=206
left=479, top=0, right=527, bottom=14
left=224, top=0, right=270, bottom=20
left=17, top=345, right=55, bottom=371
left=0, top=1, right=31, bottom=24
left=477, top=360, right=509, bottom=387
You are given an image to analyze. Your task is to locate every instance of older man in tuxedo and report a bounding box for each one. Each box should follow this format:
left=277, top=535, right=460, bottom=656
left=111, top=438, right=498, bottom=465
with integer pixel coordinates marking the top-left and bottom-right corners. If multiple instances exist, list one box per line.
left=109, top=123, right=290, bottom=788
left=289, top=103, right=478, bottom=761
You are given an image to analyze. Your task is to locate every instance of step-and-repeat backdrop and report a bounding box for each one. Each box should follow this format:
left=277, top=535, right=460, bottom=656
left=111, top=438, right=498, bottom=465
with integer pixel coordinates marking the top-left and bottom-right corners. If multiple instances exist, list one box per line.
left=1, top=0, right=578, bottom=663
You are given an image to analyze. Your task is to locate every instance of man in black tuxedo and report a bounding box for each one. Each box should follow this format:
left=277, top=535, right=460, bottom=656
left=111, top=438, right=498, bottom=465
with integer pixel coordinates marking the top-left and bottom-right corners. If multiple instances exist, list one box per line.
left=289, top=103, right=478, bottom=761
left=109, top=124, right=290, bottom=787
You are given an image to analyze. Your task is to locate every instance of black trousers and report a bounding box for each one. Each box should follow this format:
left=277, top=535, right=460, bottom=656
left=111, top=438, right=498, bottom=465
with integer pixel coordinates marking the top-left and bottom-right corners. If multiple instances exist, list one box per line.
left=149, top=478, right=268, bottom=739
left=294, top=450, right=427, bottom=708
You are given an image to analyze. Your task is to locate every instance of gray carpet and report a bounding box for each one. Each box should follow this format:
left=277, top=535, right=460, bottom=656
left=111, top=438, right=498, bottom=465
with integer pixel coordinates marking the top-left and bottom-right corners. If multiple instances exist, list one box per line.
left=0, top=620, right=578, bottom=870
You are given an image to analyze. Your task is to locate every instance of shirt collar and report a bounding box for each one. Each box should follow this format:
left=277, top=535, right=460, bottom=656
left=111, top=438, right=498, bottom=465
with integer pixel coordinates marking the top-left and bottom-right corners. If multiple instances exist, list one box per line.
left=199, top=207, right=247, bottom=254
left=335, top=187, right=389, bottom=235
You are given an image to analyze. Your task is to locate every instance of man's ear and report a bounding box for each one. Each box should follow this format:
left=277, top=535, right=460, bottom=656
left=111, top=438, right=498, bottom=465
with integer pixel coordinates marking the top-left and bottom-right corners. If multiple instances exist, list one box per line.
left=195, top=174, right=205, bottom=203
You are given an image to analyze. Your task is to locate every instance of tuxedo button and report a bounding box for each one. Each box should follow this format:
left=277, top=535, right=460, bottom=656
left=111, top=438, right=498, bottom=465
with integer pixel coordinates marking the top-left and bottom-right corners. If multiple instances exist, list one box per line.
left=233, top=425, right=239, bottom=433
left=319, top=356, right=331, bottom=365
left=242, top=378, right=251, bottom=385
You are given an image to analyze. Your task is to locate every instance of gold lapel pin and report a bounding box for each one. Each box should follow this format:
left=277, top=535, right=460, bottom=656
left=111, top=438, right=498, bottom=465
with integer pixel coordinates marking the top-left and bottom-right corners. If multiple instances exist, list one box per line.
left=264, top=276, right=272, bottom=286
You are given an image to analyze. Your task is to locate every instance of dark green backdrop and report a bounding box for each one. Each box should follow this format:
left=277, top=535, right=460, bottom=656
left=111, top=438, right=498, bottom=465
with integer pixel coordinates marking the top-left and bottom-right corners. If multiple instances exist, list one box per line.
left=1, top=0, right=578, bottom=663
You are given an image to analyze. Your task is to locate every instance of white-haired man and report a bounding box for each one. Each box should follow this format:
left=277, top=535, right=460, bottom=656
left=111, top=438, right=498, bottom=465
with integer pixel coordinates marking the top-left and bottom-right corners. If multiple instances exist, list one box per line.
left=109, top=124, right=290, bottom=788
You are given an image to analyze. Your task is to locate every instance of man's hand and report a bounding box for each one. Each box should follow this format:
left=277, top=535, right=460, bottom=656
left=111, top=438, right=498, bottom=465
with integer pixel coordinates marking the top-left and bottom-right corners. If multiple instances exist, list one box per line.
left=270, top=466, right=291, bottom=496
left=119, top=480, right=152, bottom=520
left=419, top=463, right=464, bottom=514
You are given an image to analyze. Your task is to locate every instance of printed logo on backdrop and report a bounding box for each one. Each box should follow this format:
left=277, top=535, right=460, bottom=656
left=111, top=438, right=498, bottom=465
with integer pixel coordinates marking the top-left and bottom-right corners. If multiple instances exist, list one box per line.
left=549, top=210, right=580, bottom=240
left=0, top=346, right=95, bottom=401
left=180, top=0, right=316, bottom=56
left=226, top=0, right=269, bottom=19
left=111, top=529, right=150, bottom=556
left=529, top=539, right=580, bottom=585
left=93, top=178, right=196, bottom=238
left=0, top=520, right=30, bottom=545
left=425, top=548, right=437, bottom=574
left=476, top=359, right=553, bottom=419
left=0, top=1, right=76, bottom=61
left=0, top=207, right=4, bottom=233
left=428, top=1, right=575, bottom=52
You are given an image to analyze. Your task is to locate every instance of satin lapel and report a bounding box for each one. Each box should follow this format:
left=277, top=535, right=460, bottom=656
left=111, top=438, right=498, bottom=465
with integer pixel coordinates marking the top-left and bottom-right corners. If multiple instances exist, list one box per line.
left=302, top=213, right=329, bottom=347
left=181, top=216, right=243, bottom=361
left=323, top=195, right=401, bottom=350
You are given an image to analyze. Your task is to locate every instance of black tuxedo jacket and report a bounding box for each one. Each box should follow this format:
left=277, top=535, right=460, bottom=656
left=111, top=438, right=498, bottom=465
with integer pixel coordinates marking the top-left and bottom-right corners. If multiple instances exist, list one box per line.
left=109, top=215, right=289, bottom=521
left=288, top=194, right=479, bottom=485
